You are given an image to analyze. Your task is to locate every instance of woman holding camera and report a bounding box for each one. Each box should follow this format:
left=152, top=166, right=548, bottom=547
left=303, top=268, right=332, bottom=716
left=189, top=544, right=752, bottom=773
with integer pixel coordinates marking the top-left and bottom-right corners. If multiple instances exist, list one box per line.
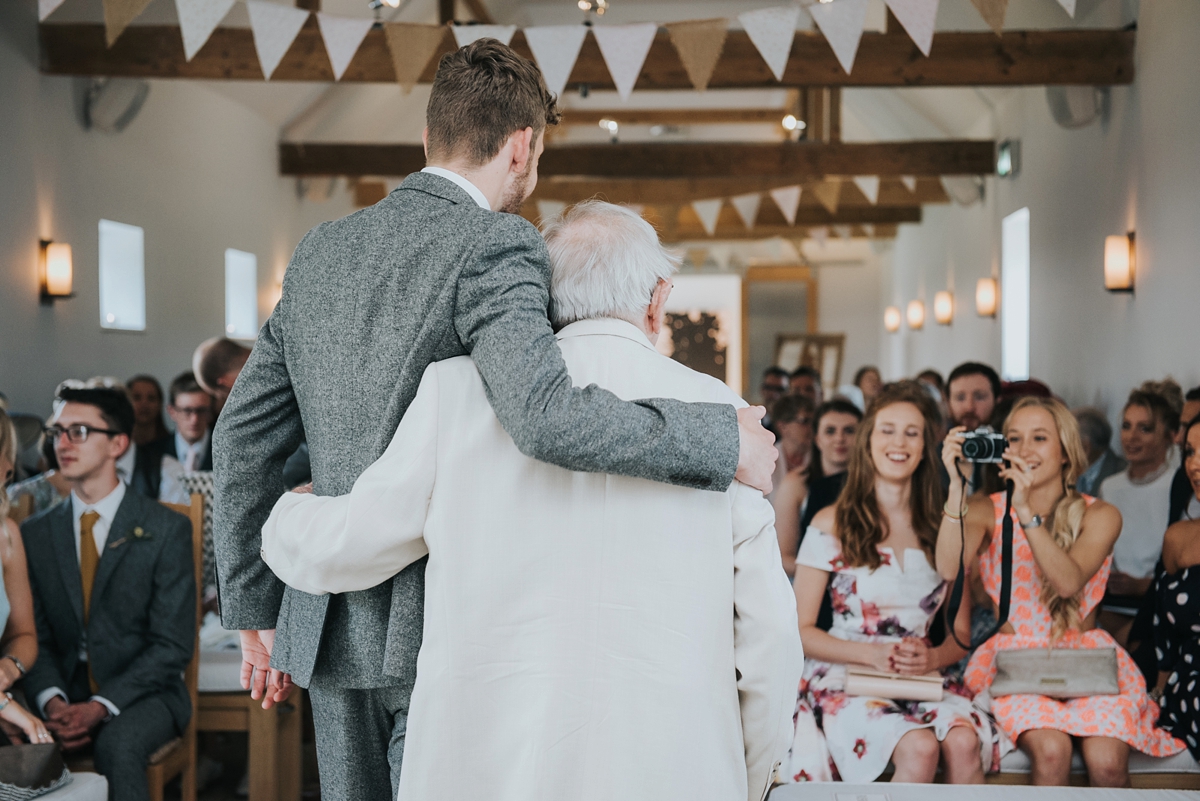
left=786, top=382, right=1008, bottom=784
left=938, top=397, right=1184, bottom=786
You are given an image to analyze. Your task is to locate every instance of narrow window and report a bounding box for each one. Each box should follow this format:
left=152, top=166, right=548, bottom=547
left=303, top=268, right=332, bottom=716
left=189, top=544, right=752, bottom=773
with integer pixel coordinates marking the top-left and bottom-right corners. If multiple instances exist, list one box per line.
left=224, top=248, right=258, bottom=339
left=98, top=219, right=146, bottom=331
left=1001, top=207, right=1030, bottom=381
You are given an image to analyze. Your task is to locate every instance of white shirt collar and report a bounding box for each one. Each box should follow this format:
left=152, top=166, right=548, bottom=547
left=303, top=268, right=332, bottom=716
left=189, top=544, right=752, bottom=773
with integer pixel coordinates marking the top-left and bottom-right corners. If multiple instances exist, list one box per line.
left=70, top=480, right=126, bottom=525
left=555, top=318, right=657, bottom=352
left=115, top=441, right=136, bottom=484
left=420, top=167, right=491, bottom=211
left=176, top=430, right=209, bottom=459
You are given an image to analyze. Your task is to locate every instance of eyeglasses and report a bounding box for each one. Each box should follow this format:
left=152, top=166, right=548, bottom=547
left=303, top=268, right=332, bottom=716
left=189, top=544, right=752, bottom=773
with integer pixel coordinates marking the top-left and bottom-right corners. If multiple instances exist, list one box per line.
left=44, top=424, right=121, bottom=444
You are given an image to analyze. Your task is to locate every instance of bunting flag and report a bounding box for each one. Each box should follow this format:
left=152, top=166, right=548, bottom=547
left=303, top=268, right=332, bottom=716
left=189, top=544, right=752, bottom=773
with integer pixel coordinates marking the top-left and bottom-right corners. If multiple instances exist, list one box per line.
left=853, top=175, right=880, bottom=204
left=246, top=1, right=311, bottom=79
left=737, top=6, right=800, bottom=82
left=769, top=185, right=802, bottom=226
left=883, top=0, right=939, bottom=57
left=384, top=23, right=447, bottom=91
left=524, top=25, right=589, bottom=98
left=900, top=175, right=918, bottom=193
left=970, top=0, right=1008, bottom=36
left=807, top=0, right=870, bottom=75
left=1056, top=0, right=1076, bottom=16
left=941, top=176, right=981, bottom=206
left=665, top=19, right=728, bottom=92
left=452, top=24, right=517, bottom=48
left=708, top=243, right=733, bottom=270
left=175, top=0, right=236, bottom=61
left=536, top=200, right=567, bottom=222
left=39, top=0, right=66, bottom=22
left=691, top=199, right=723, bottom=236
left=592, top=23, right=659, bottom=101
left=103, top=0, right=155, bottom=46
left=730, top=193, right=761, bottom=230
left=317, top=14, right=375, bottom=81
left=810, top=179, right=842, bottom=215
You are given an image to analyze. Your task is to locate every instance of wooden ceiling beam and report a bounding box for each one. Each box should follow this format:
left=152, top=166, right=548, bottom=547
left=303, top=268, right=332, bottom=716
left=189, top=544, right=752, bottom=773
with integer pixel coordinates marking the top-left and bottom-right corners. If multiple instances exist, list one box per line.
left=278, top=140, right=994, bottom=179
left=39, top=24, right=1134, bottom=87
left=530, top=176, right=948, bottom=205
left=558, top=108, right=789, bottom=127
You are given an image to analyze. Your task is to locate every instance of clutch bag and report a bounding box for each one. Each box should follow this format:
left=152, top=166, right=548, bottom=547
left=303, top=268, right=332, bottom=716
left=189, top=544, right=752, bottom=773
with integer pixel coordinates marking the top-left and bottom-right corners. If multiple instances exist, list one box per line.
left=991, top=647, right=1119, bottom=699
left=0, top=743, right=71, bottom=800
left=844, top=667, right=944, bottom=702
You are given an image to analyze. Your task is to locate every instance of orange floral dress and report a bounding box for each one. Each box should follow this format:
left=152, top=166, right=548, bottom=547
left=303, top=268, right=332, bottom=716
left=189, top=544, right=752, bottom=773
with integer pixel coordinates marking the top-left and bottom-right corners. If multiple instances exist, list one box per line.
left=964, top=493, right=1185, bottom=755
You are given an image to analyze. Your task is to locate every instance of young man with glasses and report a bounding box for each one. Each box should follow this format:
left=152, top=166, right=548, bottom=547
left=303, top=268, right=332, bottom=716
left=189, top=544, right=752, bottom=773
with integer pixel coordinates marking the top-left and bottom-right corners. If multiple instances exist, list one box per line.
left=165, top=372, right=214, bottom=473
left=21, top=385, right=195, bottom=801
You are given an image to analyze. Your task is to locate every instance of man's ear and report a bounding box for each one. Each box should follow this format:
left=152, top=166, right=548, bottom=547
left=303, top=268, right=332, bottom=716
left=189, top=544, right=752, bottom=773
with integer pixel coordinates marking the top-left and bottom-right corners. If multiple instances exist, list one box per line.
left=111, top=433, right=131, bottom=461
left=422, top=128, right=430, bottom=159
left=510, top=127, right=534, bottom=173
left=646, top=278, right=673, bottom=335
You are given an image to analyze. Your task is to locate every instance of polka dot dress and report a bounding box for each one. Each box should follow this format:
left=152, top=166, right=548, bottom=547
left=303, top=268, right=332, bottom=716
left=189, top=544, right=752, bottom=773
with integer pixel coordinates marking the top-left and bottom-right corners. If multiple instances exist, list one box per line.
left=1154, top=565, right=1200, bottom=757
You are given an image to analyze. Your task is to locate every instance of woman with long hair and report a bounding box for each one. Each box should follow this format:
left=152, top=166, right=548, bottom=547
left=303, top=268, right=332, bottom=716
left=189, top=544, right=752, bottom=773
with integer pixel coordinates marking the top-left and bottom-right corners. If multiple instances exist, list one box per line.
left=127, top=374, right=171, bottom=447
left=938, top=396, right=1184, bottom=786
left=786, top=382, right=1007, bottom=784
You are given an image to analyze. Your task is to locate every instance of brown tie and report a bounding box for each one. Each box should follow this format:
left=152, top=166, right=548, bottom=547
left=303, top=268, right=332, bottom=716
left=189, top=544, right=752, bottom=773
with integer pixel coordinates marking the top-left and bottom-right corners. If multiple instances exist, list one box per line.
left=79, top=511, right=102, bottom=694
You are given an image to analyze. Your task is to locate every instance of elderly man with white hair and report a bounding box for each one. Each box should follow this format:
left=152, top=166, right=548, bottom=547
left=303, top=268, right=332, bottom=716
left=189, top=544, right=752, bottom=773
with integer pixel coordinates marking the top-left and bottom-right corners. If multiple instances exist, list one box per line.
left=259, top=200, right=802, bottom=801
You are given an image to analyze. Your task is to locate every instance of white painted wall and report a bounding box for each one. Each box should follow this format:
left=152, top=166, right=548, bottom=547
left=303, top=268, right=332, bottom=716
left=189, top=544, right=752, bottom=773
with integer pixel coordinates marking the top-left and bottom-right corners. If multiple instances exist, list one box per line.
left=0, top=2, right=354, bottom=416
left=883, top=0, right=1200, bottom=416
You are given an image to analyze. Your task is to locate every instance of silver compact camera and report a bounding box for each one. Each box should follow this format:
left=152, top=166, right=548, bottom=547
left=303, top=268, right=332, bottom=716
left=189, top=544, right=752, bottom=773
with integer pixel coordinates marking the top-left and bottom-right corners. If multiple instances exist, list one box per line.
left=959, top=427, right=1007, bottom=463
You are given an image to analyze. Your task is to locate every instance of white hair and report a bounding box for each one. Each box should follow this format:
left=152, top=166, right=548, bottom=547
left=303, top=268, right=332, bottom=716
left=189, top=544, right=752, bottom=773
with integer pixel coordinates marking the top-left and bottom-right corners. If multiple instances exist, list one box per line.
left=542, top=200, right=680, bottom=328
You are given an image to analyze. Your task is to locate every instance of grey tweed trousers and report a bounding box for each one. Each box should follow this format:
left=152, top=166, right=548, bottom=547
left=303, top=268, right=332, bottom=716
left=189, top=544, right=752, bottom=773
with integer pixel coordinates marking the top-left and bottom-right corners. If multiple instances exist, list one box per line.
left=307, top=680, right=410, bottom=801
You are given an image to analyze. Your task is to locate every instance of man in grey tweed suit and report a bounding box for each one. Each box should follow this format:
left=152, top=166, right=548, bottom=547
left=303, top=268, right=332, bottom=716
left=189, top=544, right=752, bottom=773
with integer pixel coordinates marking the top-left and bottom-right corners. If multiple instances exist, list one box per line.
left=212, top=40, right=777, bottom=800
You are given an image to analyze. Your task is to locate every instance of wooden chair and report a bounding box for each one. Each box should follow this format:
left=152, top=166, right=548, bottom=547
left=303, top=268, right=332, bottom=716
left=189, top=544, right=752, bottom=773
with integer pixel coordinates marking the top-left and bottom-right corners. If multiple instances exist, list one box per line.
left=8, top=493, right=34, bottom=525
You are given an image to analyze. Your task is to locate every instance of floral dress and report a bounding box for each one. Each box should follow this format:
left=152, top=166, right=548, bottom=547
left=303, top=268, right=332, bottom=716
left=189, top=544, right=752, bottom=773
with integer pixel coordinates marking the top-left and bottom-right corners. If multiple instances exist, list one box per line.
left=964, top=493, right=1185, bottom=756
left=1153, top=564, right=1200, bottom=757
left=785, top=528, right=1011, bottom=783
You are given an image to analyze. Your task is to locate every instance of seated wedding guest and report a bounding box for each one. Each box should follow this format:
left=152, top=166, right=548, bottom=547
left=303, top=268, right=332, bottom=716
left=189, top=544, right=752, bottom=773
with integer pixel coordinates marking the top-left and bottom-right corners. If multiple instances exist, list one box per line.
left=1100, top=386, right=1181, bottom=643
left=790, top=366, right=823, bottom=405
left=1169, top=386, right=1200, bottom=525
left=760, top=367, right=790, bottom=434
left=0, top=411, right=52, bottom=746
left=786, top=381, right=1005, bottom=784
left=126, top=375, right=170, bottom=448
left=1075, top=407, right=1127, bottom=496
left=21, top=385, right=195, bottom=800
left=6, top=436, right=70, bottom=522
left=775, top=399, right=861, bottom=578
left=941, top=362, right=1003, bottom=496
left=259, top=200, right=802, bottom=801
left=768, top=395, right=814, bottom=503
left=1151, top=416, right=1200, bottom=755
left=193, top=338, right=250, bottom=416
left=852, top=365, right=882, bottom=408
left=165, top=373, right=213, bottom=472
left=940, top=396, right=1184, bottom=787
left=917, top=369, right=946, bottom=399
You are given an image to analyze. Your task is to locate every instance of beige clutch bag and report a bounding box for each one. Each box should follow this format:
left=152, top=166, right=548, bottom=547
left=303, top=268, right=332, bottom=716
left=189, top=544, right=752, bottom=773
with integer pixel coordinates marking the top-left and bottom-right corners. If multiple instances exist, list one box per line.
left=844, top=667, right=944, bottom=702
left=991, top=647, right=1119, bottom=699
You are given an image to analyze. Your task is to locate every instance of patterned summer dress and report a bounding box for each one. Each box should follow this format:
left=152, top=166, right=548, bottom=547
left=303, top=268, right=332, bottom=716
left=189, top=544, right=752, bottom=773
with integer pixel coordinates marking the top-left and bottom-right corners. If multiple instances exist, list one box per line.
left=964, top=493, right=1185, bottom=755
left=785, top=528, right=1011, bottom=783
left=1153, top=564, right=1200, bottom=757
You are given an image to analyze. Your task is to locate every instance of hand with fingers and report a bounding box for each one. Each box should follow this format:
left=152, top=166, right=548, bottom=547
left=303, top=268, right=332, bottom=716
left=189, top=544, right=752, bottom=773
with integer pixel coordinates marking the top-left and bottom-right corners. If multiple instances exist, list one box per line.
left=998, top=449, right=1035, bottom=520
left=735, top=406, right=778, bottom=495
left=0, top=693, right=53, bottom=744
left=891, top=637, right=936, bottom=676
left=239, top=629, right=295, bottom=710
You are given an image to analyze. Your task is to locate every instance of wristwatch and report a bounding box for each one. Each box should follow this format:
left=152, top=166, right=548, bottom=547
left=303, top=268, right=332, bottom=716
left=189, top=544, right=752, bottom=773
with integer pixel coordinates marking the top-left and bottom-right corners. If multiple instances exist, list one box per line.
left=1020, top=514, right=1044, bottom=530
left=2, top=655, right=26, bottom=677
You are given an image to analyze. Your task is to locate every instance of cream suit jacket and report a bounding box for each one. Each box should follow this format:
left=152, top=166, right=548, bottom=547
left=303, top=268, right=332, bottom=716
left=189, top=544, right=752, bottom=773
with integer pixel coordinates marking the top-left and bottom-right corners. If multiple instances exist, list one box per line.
left=261, top=318, right=802, bottom=801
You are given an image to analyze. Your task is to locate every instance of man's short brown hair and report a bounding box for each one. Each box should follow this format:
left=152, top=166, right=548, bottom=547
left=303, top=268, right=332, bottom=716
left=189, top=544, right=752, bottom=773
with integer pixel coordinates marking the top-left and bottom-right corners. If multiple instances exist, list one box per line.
left=426, top=38, right=561, bottom=167
left=193, top=337, right=251, bottom=392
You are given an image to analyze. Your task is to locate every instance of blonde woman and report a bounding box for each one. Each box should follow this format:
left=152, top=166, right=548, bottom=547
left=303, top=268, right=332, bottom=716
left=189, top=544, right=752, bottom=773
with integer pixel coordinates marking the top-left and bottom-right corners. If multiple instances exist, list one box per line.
left=0, top=410, right=51, bottom=744
left=937, top=397, right=1184, bottom=786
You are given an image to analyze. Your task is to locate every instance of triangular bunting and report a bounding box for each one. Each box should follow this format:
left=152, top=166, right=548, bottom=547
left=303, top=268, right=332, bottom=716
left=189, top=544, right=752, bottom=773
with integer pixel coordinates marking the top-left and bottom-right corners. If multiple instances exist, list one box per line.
left=708, top=244, right=732, bottom=270
left=883, top=0, right=939, bottom=57
left=103, top=0, right=155, bottom=47
left=769, top=185, right=802, bottom=226
left=1056, top=0, right=1076, bottom=16
left=970, top=0, right=1008, bottom=36
left=810, top=179, right=842, bottom=215
left=592, top=23, right=659, bottom=101
left=691, top=199, right=723, bottom=236
left=452, top=24, right=517, bottom=48
left=941, top=176, right=982, bottom=206
left=246, top=1, right=311, bottom=80
left=175, top=0, right=236, bottom=61
left=808, top=0, right=870, bottom=75
left=383, top=23, right=447, bottom=92
left=853, top=176, right=880, bottom=204
left=665, top=19, right=728, bottom=92
left=900, top=175, right=918, bottom=193
left=536, top=200, right=567, bottom=222
left=317, top=14, right=375, bottom=81
left=737, top=6, right=801, bottom=82
left=730, top=193, right=761, bottom=230
left=524, top=25, right=589, bottom=98
left=39, top=0, right=66, bottom=22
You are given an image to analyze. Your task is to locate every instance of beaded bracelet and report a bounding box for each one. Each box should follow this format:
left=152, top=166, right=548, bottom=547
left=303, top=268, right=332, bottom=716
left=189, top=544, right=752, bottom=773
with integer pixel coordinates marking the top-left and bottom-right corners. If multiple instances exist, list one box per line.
left=943, top=501, right=968, bottom=520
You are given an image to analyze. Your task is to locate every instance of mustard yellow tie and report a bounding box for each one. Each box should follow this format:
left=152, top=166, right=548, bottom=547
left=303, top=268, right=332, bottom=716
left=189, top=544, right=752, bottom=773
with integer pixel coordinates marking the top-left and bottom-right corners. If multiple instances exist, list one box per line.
left=79, top=511, right=101, bottom=694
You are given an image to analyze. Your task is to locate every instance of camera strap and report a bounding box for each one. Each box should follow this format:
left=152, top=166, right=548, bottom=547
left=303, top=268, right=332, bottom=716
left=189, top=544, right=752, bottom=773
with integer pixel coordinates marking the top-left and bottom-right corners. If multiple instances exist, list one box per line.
left=944, top=466, right=1014, bottom=651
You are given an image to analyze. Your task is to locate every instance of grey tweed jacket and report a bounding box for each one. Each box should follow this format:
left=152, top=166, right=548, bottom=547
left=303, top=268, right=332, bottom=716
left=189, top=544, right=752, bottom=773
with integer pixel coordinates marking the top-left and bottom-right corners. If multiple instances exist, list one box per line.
left=212, top=172, right=740, bottom=689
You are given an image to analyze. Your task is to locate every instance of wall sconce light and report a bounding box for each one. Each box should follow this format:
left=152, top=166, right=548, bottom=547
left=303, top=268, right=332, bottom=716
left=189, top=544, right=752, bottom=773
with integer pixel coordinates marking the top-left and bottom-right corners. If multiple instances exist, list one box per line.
left=884, top=305, right=901, bottom=333
left=39, top=239, right=75, bottom=305
left=933, top=291, right=954, bottom=325
left=1104, top=232, right=1135, bottom=292
left=906, top=300, right=926, bottom=330
left=976, top=277, right=998, bottom=317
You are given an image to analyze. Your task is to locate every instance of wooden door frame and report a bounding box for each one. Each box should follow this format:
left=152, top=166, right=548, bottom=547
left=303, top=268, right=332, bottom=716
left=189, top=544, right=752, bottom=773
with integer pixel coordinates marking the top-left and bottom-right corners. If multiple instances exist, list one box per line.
left=741, top=264, right=818, bottom=396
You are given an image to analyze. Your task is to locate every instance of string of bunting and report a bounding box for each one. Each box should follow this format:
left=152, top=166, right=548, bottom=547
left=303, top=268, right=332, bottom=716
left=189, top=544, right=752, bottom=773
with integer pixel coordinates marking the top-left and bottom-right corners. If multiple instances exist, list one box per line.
left=52, top=0, right=1080, bottom=88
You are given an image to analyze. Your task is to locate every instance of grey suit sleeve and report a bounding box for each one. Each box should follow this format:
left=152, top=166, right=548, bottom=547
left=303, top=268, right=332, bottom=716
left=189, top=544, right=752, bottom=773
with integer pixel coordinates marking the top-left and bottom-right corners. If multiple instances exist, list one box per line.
left=455, top=216, right=739, bottom=491
left=20, top=524, right=69, bottom=708
left=212, top=270, right=304, bottom=630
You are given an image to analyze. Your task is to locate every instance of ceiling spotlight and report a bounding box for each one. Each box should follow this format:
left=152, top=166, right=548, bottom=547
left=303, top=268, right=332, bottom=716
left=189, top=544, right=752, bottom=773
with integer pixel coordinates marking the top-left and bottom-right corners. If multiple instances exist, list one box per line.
left=599, top=118, right=618, bottom=143
left=781, top=114, right=806, bottom=131
left=578, top=0, right=608, bottom=14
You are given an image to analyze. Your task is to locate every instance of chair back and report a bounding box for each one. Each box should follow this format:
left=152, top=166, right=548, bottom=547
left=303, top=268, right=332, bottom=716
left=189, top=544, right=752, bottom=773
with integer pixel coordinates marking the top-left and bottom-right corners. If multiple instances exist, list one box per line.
left=7, top=493, right=34, bottom=525
left=160, top=494, right=204, bottom=786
